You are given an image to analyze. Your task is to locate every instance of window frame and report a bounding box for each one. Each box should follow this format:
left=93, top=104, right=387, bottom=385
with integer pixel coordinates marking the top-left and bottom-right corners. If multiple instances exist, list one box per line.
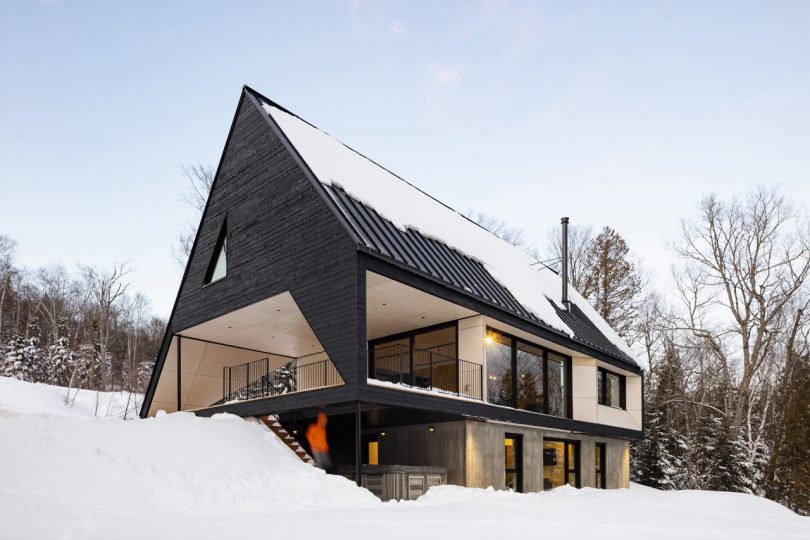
left=595, top=442, right=606, bottom=489
left=485, top=327, right=573, bottom=418
left=504, top=433, right=523, bottom=493
left=597, top=366, right=626, bottom=409
left=543, top=438, right=581, bottom=489
left=368, top=321, right=459, bottom=379
left=202, top=217, right=228, bottom=287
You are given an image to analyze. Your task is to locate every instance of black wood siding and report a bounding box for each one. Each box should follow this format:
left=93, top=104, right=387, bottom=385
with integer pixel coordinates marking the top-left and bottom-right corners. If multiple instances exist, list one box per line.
left=142, top=93, right=362, bottom=416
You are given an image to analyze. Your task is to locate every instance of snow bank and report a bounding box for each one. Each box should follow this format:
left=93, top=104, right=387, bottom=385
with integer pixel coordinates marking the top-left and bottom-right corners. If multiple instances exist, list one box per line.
left=3, top=380, right=806, bottom=539
left=0, top=379, right=379, bottom=538
left=0, top=376, right=141, bottom=419
left=407, top=484, right=809, bottom=539
left=262, top=102, right=641, bottom=367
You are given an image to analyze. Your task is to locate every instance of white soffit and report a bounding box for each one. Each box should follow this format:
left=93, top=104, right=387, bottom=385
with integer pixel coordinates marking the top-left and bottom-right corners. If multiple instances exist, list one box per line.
left=178, top=291, right=323, bottom=358
left=366, top=271, right=476, bottom=340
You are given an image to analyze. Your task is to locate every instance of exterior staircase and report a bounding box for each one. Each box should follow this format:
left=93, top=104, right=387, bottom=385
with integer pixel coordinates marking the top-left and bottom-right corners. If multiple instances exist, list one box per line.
left=258, top=415, right=314, bottom=465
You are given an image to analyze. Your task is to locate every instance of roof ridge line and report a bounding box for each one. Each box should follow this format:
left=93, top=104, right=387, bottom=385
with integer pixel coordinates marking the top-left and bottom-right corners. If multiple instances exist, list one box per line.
left=248, top=87, right=512, bottom=248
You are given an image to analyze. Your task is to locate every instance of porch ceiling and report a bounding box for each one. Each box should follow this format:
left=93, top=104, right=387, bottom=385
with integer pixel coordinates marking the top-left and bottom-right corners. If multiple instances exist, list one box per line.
left=367, top=271, right=477, bottom=340
left=178, top=291, right=323, bottom=358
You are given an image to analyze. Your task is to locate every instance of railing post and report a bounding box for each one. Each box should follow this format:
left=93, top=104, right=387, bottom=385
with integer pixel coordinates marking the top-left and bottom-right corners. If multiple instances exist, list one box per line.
left=428, top=351, right=433, bottom=390
left=480, top=364, right=484, bottom=401
left=409, top=345, right=414, bottom=387
left=399, top=345, right=404, bottom=385
left=456, top=358, right=461, bottom=396
left=227, top=366, right=232, bottom=401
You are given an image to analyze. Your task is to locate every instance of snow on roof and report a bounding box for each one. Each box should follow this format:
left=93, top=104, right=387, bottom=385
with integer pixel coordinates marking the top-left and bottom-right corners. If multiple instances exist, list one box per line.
left=260, top=100, right=640, bottom=368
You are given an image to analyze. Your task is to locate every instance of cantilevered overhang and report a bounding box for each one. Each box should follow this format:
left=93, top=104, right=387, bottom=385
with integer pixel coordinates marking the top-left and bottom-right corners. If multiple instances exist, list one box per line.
left=147, top=291, right=338, bottom=416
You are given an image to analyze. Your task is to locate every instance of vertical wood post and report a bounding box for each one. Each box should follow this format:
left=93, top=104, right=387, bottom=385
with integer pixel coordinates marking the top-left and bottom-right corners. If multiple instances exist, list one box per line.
left=355, top=401, right=362, bottom=486
left=176, top=335, right=182, bottom=412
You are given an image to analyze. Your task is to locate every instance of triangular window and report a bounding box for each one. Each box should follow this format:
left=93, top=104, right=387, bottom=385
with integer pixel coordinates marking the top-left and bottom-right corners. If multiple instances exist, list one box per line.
left=203, top=220, right=227, bottom=285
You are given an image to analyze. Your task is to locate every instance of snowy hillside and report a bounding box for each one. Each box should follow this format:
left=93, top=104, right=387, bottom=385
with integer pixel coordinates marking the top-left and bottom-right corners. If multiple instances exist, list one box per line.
left=0, top=377, right=142, bottom=419
left=1, top=377, right=808, bottom=540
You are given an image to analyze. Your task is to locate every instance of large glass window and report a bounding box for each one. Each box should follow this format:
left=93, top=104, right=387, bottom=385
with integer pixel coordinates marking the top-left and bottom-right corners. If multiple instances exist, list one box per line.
left=516, top=342, right=544, bottom=412
left=486, top=331, right=514, bottom=407
left=597, top=367, right=626, bottom=409
left=413, top=326, right=456, bottom=357
left=547, top=352, right=567, bottom=417
left=543, top=439, right=580, bottom=489
left=504, top=434, right=523, bottom=492
left=486, top=329, right=570, bottom=417
left=369, top=324, right=459, bottom=393
left=371, top=337, right=409, bottom=383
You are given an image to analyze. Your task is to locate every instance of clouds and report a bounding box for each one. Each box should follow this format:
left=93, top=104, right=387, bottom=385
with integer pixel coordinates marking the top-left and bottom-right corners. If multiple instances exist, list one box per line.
left=345, top=0, right=405, bottom=40
left=434, top=65, right=462, bottom=85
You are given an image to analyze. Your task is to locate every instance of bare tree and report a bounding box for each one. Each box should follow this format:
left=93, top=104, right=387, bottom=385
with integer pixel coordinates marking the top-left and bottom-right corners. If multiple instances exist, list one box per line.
left=34, top=265, right=73, bottom=343
left=175, top=164, right=215, bottom=265
left=672, top=186, right=810, bottom=437
left=80, top=262, right=132, bottom=397
left=0, top=235, right=17, bottom=340
left=544, top=223, right=595, bottom=292
left=464, top=210, right=528, bottom=248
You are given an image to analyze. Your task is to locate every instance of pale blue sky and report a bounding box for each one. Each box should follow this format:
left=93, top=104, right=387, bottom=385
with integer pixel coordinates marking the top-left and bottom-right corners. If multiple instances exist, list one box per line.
left=1, top=0, right=808, bottom=317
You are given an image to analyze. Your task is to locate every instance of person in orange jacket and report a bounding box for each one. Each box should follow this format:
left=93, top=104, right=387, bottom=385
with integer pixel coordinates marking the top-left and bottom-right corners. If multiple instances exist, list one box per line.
left=306, top=412, right=331, bottom=470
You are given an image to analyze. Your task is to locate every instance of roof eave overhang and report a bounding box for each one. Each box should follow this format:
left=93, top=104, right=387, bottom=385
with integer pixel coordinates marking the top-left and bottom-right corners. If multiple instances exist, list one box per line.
left=358, top=250, right=643, bottom=375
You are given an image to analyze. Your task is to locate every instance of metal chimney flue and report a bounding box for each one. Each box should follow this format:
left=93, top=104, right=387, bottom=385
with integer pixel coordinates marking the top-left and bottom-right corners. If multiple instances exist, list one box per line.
left=561, top=217, right=570, bottom=309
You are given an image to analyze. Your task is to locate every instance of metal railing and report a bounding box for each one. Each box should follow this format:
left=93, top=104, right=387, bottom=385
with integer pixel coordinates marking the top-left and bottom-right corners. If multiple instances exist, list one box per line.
left=216, top=357, right=342, bottom=405
left=368, top=344, right=483, bottom=400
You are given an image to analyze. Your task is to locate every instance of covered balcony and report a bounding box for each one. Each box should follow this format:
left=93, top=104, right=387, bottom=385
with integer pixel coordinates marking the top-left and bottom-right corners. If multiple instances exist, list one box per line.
left=146, top=291, right=344, bottom=416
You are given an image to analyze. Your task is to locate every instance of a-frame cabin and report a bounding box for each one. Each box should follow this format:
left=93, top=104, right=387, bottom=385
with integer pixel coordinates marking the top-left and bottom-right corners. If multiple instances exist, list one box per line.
left=141, top=86, right=644, bottom=498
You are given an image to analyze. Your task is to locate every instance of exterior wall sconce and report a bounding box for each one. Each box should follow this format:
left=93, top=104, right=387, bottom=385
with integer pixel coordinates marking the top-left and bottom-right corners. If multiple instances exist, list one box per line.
left=428, top=426, right=436, bottom=433
left=380, top=431, right=386, bottom=437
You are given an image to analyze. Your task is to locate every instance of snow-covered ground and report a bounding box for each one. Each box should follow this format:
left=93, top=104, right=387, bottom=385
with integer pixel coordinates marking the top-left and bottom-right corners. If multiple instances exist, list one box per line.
left=1, top=377, right=807, bottom=540
left=0, top=377, right=142, bottom=419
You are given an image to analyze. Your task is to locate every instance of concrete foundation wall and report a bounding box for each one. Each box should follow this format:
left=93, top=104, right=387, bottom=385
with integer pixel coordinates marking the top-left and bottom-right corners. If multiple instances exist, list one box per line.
left=373, top=418, right=631, bottom=492
left=465, top=420, right=545, bottom=492
left=375, top=421, right=467, bottom=486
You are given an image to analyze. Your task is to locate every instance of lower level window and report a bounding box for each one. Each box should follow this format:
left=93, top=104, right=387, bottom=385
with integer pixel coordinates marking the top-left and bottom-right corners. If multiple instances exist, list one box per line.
left=595, top=443, right=606, bottom=489
left=543, top=439, right=580, bottom=489
left=504, top=434, right=523, bottom=492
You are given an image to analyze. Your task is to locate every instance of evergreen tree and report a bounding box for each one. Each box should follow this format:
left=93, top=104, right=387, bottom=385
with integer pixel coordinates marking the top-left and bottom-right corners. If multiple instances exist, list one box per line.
left=22, top=334, right=42, bottom=383
left=46, top=336, right=73, bottom=386
left=765, top=351, right=810, bottom=515
left=71, top=344, right=98, bottom=389
left=137, top=357, right=155, bottom=391
left=3, top=335, right=28, bottom=380
left=632, top=406, right=678, bottom=489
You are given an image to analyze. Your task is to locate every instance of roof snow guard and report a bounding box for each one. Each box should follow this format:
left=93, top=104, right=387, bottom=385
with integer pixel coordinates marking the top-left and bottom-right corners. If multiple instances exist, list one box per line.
left=249, top=88, right=642, bottom=371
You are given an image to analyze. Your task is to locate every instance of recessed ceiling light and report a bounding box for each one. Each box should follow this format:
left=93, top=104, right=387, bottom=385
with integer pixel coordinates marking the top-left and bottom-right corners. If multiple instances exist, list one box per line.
left=382, top=303, right=386, bottom=306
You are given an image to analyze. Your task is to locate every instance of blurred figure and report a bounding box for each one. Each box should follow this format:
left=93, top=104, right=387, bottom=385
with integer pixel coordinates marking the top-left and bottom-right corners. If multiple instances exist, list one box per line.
left=306, top=412, right=331, bottom=470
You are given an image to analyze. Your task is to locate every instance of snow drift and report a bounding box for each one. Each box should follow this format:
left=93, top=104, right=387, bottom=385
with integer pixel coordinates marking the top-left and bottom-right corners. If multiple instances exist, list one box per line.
left=1, top=378, right=807, bottom=540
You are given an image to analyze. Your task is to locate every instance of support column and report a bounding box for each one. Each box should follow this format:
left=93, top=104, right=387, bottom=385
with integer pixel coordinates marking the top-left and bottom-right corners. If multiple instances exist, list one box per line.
left=176, top=335, right=182, bottom=412
left=355, top=401, right=362, bottom=486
